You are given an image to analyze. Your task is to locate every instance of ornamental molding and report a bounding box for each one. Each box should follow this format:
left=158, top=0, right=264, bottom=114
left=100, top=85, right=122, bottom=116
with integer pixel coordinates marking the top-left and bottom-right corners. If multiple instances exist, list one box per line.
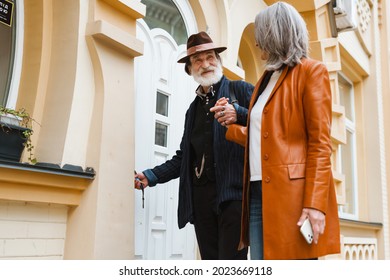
left=357, top=0, right=371, bottom=33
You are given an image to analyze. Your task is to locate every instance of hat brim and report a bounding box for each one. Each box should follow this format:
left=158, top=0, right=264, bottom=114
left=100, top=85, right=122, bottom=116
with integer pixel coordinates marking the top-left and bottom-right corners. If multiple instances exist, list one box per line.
left=177, top=46, right=227, bottom=63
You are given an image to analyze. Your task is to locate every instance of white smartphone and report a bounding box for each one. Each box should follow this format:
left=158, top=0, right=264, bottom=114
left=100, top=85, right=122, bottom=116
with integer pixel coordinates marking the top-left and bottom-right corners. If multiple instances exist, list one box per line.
left=300, top=218, right=314, bottom=244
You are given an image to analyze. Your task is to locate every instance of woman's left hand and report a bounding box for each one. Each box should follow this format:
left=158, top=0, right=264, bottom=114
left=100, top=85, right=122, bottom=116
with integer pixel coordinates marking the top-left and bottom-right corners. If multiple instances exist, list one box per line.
left=210, top=97, right=237, bottom=126
left=297, top=208, right=325, bottom=244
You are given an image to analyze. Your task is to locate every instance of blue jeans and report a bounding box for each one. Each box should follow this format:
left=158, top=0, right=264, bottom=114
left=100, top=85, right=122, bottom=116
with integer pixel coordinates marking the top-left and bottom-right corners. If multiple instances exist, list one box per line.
left=249, top=180, right=263, bottom=260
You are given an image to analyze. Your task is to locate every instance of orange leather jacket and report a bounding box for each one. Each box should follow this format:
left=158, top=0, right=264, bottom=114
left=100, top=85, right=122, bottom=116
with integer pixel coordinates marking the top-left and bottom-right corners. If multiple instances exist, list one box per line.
left=226, top=58, right=340, bottom=259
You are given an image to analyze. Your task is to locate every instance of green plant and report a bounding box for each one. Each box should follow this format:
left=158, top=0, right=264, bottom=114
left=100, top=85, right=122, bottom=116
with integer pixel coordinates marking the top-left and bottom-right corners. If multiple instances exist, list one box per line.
left=0, top=106, right=38, bottom=164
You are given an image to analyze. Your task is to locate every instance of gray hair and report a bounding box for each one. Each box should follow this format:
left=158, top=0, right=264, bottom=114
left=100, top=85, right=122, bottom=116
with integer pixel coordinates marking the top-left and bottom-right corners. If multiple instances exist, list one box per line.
left=254, top=1, right=308, bottom=71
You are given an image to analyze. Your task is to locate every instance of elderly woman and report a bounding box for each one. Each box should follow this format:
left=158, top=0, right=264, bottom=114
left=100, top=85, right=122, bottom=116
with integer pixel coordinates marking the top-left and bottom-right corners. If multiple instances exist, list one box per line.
left=211, top=2, right=340, bottom=259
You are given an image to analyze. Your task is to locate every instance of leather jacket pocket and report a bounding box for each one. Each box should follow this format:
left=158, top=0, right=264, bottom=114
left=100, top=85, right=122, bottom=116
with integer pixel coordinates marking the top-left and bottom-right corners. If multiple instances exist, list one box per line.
left=287, top=163, right=306, bottom=179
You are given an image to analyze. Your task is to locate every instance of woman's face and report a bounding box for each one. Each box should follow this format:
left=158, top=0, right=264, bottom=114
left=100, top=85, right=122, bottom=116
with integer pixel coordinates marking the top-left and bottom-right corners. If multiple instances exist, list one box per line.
left=259, top=49, right=269, bottom=61
left=256, top=42, right=269, bottom=61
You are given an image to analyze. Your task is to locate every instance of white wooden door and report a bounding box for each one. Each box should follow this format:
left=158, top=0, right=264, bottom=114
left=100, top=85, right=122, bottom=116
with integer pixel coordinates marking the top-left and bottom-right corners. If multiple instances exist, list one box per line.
left=134, top=21, right=198, bottom=260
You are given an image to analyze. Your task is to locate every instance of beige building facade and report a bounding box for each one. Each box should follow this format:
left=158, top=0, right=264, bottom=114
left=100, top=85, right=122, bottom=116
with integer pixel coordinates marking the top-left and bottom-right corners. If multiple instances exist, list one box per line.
left=0, top=0, right=389, bottom=260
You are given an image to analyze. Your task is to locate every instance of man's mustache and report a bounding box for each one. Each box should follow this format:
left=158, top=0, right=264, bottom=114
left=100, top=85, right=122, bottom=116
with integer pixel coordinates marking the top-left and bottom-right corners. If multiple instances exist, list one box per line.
left=199, top=66, right=215, bottom=74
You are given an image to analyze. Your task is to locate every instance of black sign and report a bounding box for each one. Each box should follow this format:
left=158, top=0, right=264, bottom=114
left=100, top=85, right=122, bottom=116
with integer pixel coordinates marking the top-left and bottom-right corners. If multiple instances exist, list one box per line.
left=0, top=0, right=13, bottom=27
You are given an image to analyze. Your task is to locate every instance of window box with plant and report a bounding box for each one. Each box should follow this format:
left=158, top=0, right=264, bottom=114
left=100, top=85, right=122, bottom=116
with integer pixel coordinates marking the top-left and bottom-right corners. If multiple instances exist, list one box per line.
left=0, top=106, right=37, bottom=164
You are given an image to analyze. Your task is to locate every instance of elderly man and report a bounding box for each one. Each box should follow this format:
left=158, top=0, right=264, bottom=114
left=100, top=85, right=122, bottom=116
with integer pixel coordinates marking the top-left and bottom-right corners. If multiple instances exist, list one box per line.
left=134, top=32, right=253, bottom=260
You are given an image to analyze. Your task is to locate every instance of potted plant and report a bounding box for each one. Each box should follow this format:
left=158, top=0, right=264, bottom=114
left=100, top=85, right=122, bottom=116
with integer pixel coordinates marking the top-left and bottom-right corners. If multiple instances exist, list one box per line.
left=0, top=106, right=37, bottom=164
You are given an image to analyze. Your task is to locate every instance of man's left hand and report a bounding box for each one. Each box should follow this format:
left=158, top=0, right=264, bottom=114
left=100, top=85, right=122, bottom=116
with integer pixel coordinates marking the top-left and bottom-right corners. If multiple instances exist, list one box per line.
left=210, top=97, right=237, bottom=126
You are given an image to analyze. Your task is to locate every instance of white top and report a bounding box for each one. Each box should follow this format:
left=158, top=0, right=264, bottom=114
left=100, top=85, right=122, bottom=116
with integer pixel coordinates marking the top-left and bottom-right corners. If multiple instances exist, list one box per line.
left=249, top=71, right=282, bottom=181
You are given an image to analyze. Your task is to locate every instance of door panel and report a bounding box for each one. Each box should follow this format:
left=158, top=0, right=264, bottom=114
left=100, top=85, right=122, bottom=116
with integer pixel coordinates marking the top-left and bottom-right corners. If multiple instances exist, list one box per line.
left=134, top=22, right=197, bottom=260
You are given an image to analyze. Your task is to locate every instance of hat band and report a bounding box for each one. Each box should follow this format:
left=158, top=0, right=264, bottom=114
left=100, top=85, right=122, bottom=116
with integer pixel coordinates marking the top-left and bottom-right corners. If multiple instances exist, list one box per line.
left=186, top=42, right=216, bottom=57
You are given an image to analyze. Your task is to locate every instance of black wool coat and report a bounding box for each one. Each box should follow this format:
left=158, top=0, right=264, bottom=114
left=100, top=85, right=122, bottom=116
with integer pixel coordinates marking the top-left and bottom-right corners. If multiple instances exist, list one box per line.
left=143, top=75, right=254, bottom=228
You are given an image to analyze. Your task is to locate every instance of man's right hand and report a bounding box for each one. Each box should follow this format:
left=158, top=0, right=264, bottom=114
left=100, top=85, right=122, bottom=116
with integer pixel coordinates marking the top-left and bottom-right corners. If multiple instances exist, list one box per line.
left=134, top=172, right=149, bottom=189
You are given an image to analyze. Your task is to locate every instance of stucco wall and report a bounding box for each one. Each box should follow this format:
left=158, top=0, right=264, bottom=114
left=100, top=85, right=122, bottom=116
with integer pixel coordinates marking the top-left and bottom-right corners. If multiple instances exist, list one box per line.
left=0, top=201, right=68, bottom=259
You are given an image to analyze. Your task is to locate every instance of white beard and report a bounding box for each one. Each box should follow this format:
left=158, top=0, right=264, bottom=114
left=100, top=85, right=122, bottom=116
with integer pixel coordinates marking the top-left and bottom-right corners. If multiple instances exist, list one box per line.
left=192, top=61, right=223, bottom=87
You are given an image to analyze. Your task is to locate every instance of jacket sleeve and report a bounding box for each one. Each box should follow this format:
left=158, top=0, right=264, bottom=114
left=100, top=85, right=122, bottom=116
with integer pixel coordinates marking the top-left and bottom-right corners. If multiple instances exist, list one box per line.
left=226, top=124, right=247, bottom=147
left=233, top=104, right=249, bottom=126
left=143, top=147, right=182, bottom=187
left=302, top=62, right=333, bottom=214
left=231, top=81, right=254, bottom=125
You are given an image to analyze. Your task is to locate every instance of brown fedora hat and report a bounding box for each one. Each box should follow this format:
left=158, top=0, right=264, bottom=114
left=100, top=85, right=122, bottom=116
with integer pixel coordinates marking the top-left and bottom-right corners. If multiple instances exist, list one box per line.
left=177, top=31, right=226, bottom=63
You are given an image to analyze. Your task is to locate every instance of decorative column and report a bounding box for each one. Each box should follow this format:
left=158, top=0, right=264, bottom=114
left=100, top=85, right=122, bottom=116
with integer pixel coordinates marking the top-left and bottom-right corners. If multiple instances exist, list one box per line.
left=64, top=0, right=145, bottom=259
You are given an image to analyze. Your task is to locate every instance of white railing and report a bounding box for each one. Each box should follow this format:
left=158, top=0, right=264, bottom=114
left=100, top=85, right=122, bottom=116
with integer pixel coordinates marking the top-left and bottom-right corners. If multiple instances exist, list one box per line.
left=342, top=236, right=377, bottom=260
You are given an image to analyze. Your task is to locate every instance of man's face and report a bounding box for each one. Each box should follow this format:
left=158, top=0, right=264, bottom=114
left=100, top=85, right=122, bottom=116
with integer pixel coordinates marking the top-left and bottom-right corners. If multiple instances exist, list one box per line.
left=189, top=51, right=223, bottom=87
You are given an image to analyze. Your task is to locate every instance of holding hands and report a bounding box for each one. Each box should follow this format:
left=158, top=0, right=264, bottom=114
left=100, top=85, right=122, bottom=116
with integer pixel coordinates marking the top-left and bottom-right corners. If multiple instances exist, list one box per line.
left=210, top=97, right=237, bottom=126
